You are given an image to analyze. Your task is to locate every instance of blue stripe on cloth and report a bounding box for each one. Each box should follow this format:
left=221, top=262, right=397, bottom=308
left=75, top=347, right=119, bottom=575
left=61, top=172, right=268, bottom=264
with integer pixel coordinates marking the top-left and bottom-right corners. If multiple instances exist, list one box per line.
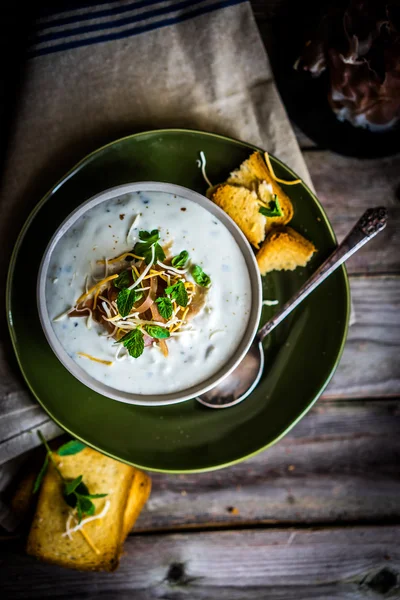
left=38, top=1, right=123, bottom=19
left=28, top=0, right=247, bottom=58
left=35, top=0, right=173, bottom=32
left=33, top=0, right=207, bottom=43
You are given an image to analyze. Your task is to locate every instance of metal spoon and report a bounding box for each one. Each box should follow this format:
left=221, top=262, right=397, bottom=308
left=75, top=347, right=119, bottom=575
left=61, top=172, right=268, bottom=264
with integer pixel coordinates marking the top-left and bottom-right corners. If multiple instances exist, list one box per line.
left=196, top=207, right=388, bottom=409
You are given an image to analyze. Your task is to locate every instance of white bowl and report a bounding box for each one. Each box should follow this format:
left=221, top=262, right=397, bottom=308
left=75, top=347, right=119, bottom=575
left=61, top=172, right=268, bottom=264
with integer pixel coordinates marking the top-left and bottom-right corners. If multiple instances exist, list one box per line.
left=37, top=182, right=262, bottom=406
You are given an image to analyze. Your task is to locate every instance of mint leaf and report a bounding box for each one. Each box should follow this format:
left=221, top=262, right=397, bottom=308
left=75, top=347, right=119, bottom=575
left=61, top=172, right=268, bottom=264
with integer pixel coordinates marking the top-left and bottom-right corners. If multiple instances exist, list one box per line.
left=76, top=495, right=95, bottom=517
left=138, top=229, right=159, bottom=244
left=118, top=328, right=145, bottom=358
left=58, top=440, right=86, bottom=456
left=33, top=456, right=49, bottom=494
left=64, top=475, right=83, bottom=496
left=144, top=324, right=170, bottom=339
left=165, top=280, right=188, bottom=307
left=85, top=493, right=108, bottom=499
left=114, top=270, right=131, bottom=290
left=191, top=265, right=211, bottom=287
left=258, top=195, right=283, bottom=217
left=154, top=243, right=166, bottom=263
left=156, top=296, right=173, bottom=320
left=63, top=480, right=89, bottom=509
left=133, top=229, right=166, bottom=264
left=171, top=250, right=189, bottom=268
left=117, top=288, right=138, bottom=317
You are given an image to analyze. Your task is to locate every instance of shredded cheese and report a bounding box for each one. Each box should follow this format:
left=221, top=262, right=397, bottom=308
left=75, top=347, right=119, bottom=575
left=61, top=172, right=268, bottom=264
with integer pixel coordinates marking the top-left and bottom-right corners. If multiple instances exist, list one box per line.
left=101, top=325, right=118, bottom=338
left=115, top=344, right=128, bottom=361
left=157, top=260, right=188, bottom=275
left=79, top=528, right=101, bottom=555
left=93, top=287, right=102, bottom=309
left=77, top=352, right=113, bottom=366
left=128, top=245, right=155, bottom=290
left=62, top=500, right=111, bottom=538
left=101, top=301, right=112, bottom=319
left=97, top=252, right=144, bottom=264
left=110, top=318, right=167, bottom=328
left=53, top=308, right=73, bottom=322
left=264, top=152, right=302, bottom=185
left=132, top=265, right=140, bottom=279
left=262, top=299, right=279, bottom=306
left=76, top=274, right=119, bottom=304
left=197, top=151, right=213, bottom=188
left=127, top=214, right=141, bottom=242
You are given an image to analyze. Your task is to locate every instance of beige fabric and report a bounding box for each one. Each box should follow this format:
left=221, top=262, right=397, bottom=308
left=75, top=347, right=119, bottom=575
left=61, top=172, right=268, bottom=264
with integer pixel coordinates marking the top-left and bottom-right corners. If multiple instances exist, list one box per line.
left=0, top=1, right=312, bottom=477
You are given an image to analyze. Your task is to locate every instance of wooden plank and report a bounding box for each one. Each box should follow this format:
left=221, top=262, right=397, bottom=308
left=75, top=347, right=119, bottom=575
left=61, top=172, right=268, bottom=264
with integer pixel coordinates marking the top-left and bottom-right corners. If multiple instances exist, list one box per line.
left=323, top=276, right=400, bottom=399
left=1, top=527, right=399, bottom=599
left=303, top=151, right=400, bottom=274
left=129, top=399, right=400, bottom=531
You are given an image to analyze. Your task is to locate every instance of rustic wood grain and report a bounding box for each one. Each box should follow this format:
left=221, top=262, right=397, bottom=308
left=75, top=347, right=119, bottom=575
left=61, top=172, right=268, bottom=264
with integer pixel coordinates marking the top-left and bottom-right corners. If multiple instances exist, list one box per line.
left=323, top=276, right=400, bottom=399
left=304, top=151, right=400, bottom=274
left=1, top=527, right=399, bottom=599
left=128, top=399, right=400, bottom=531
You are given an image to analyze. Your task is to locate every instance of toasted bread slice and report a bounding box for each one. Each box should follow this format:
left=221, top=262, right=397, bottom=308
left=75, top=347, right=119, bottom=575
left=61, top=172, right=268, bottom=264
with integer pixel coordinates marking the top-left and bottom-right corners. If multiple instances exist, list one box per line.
left=227, top=152, right=294, bottom=233
left=13, top=460, right=151, bottom=542
left=257, top=226, right=316, bottom=274
left=211, top=184, right=266, bottom=248
left=122, top=469, right=151, bottom=538
left=11, top=469, right=37, bottom=524
left=26, top=448, right=135, bottom=571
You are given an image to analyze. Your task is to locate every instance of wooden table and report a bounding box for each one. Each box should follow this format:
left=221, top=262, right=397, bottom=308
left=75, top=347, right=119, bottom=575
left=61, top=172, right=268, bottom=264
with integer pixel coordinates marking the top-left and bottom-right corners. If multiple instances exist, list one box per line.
left=2, top=3, right=400, bottom=598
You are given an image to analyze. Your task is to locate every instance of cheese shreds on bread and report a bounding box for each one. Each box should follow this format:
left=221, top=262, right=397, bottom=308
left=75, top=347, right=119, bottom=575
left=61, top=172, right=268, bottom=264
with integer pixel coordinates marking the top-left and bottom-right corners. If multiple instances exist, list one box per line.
left=257, top=227, right=316, bottom=274
left=225, top=152, right=294, bottom=233
left=26, top=448, right=136, bottom=571
left=13, top=454, right=151, bottom=544
left=211, top=184, right=266, bottom=248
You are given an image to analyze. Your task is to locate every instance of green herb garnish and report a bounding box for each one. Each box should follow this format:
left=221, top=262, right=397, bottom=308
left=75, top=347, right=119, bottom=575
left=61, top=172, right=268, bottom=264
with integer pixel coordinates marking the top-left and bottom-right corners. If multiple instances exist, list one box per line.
left=156, top=296, right=173, bottom=320
left=114, top=270, right=131, bottom=290
left=144, top=324, right=170, bottom=339
left=63, top=475, right=107, bottom=520
left=171, top=250, right=189, bottom=268
left=117, top=288, right=138, bottom=317
left=191, top=265, right=211, bottom=287
left=33, top=432, right=106, bottom=523
left=117, top=328, right=144, bottom=358
left=258, top=195, right=283, bottom=217
left=58, top=440, right=87, bottom=456
left=32, top=455, right=49, bottom=494
left=165, top=280, right=188, bottom=308
left=133, top=229, right=166, bottom=264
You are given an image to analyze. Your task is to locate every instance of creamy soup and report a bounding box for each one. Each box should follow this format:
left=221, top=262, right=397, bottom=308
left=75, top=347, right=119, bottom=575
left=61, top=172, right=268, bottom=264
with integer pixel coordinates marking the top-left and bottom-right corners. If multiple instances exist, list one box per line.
left=46, top=190, right=252, bottom=396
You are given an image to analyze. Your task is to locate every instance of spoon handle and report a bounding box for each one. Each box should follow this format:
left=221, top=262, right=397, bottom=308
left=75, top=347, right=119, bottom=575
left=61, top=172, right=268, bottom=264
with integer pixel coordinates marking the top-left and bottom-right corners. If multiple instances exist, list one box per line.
left=257, top=206, right=388, bottom=342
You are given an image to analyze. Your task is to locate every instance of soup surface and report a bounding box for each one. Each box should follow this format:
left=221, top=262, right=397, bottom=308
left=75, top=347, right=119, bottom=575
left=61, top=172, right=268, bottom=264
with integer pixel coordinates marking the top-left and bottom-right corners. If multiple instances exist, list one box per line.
left=46, top=190, right=252, bottom=395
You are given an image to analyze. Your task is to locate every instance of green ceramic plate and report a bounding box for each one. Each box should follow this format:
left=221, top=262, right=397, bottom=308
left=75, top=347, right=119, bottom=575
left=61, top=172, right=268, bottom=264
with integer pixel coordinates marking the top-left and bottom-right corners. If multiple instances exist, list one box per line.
left=6, top=129, right=350, bottom=473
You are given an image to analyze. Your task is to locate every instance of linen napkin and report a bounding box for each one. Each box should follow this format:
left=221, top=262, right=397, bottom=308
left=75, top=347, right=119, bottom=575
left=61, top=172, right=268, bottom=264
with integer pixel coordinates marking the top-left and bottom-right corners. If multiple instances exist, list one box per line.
left=0, top=0, right=313, bottom=525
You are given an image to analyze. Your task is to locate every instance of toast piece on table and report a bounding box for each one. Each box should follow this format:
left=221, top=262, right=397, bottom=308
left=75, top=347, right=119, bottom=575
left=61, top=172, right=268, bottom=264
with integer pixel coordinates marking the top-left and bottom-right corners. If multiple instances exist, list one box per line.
left=13, top=458, right=151, bottom=540
left=257, top=226, right=316, bottom=274
left=211, top=184, right=266, bottom=248
left=26, top=447, right=139, bottom=571
left=122, top=468, right=151, bottom=538
left=226, top=152, right=294, bottom=233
